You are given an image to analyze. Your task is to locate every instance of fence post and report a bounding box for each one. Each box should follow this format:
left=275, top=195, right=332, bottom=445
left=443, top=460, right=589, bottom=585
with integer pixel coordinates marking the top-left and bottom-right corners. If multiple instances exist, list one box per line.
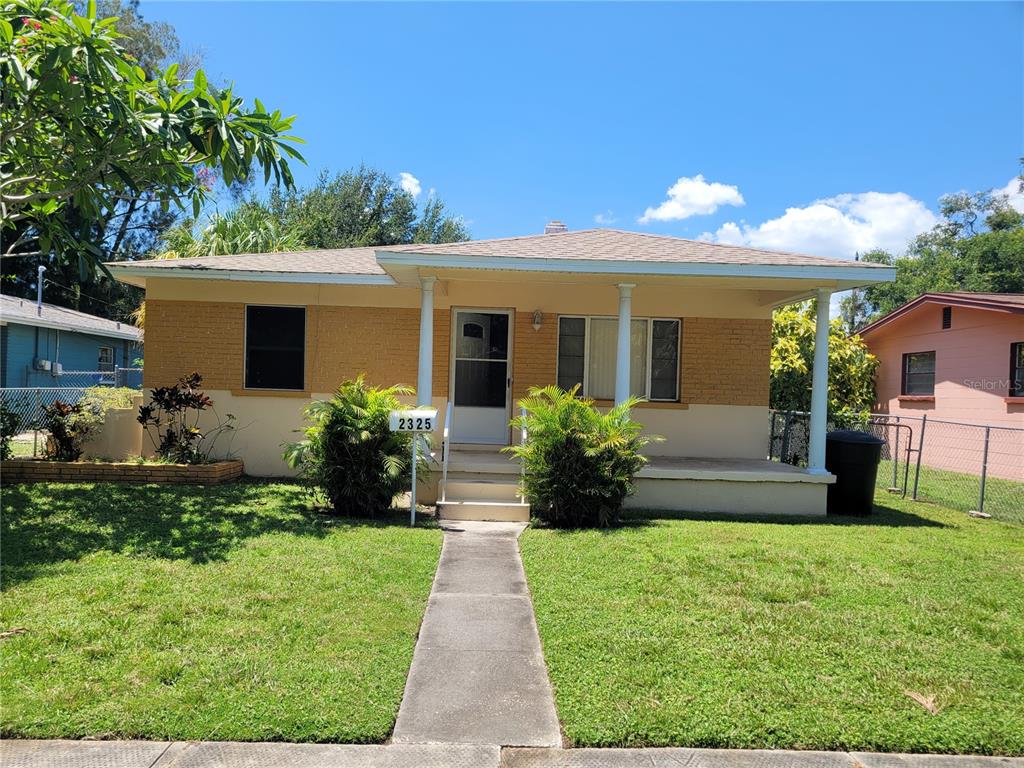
left=768, top=412, right=778, bottom=460
left=891, top=417, right=900, bottom=489
left=33, top=387, right=41, bottom=458
left=977, top=426, right=991, bottom=515
left=912, top=413, right=927, bottom=501
left=780, top=412, right=793, bottom=465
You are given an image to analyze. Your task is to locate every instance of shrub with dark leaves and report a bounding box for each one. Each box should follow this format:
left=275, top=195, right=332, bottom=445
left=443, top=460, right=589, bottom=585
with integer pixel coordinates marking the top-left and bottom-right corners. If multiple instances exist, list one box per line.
left=138, top=372, right=234, bottom=464
left=41, top=400, right=101, bottom=461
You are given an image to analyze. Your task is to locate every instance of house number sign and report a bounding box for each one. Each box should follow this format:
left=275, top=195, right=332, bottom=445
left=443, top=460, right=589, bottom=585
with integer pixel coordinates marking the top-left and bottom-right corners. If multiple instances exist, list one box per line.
left=389, top=408, right=438, bottom=526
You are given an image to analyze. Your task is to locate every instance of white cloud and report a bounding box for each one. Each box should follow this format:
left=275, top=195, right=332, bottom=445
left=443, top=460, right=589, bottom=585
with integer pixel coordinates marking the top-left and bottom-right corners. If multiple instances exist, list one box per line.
left=594, top=210, right=617, bottom=225
left=995, top=176, right=1024, bottom=213
left=399, top=172, right=421, bottom=198
left=700, top=191, right=938, bottom=259
left=639, top=174, right=744, bottom=223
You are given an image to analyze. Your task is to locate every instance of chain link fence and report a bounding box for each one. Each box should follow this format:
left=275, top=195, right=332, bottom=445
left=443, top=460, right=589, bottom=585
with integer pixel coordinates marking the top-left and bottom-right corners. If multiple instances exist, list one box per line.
left=769, top=410, right=1024, bottom=523
left=1, top=378, right=143, bottom=458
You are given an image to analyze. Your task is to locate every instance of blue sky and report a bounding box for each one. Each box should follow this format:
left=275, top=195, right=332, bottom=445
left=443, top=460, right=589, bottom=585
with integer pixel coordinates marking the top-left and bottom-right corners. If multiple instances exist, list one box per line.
left=147, top=1, right=1022, bottom=259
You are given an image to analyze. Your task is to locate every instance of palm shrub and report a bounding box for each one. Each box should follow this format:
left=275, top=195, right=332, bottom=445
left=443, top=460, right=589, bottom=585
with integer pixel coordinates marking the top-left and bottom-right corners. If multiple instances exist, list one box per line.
left=507, top=386, right=654, bottom=528
left=283, top=376, right=425, bottom=516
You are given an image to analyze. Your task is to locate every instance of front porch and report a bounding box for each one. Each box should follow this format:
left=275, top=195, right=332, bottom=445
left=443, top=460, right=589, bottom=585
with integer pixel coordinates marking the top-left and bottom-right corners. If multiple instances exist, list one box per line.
left=433, top=446, right=832, bottom=521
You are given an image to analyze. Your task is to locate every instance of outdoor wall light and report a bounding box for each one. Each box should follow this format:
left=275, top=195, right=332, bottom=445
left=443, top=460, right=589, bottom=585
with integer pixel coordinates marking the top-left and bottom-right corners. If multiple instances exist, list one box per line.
left=532, top=310, right=543, bottom=331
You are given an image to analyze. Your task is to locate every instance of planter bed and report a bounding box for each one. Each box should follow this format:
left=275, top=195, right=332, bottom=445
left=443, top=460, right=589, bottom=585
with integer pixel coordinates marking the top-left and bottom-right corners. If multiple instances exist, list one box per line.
left=1, top=458, right=244, bottom=484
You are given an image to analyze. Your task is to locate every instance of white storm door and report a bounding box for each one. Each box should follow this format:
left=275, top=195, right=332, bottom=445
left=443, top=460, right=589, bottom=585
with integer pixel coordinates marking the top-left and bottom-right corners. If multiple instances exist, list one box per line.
left=451, top=310, right=512, bottom=444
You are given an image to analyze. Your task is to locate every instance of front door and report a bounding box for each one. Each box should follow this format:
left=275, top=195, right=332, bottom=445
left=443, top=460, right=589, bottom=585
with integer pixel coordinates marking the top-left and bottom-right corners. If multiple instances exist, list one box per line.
left=450, top=309, right=512, bottom=444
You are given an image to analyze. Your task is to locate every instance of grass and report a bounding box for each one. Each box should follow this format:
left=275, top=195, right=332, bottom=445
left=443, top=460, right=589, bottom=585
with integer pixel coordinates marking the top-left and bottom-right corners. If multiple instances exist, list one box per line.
left=0, top=480, right=441, bottom=742
left=876, top=458, right=1024, bottom=523
left=520, top=497, right=1024, bottom=754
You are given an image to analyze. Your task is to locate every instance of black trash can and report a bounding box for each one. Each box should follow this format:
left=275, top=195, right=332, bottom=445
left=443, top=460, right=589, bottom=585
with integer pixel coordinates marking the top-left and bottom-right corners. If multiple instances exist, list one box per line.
left=825, top=430, right=884, bottom=515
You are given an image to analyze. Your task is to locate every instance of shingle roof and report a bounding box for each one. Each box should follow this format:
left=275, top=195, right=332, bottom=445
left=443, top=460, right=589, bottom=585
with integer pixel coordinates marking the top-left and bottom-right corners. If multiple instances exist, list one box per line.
left=108, top=229, right=891, bottom=277
left=0, top=294, right=141, bottom=341
left=390, top=228, right=891, bottom=268
left=858, top=292, right=1024, bottom=337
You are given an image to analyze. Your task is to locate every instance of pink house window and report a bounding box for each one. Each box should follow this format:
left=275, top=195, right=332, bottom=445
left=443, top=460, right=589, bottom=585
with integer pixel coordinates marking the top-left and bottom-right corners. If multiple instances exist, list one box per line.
left=1012, top=342, right=1024, bottom=397
left=902, top=351, right=935, bottom=396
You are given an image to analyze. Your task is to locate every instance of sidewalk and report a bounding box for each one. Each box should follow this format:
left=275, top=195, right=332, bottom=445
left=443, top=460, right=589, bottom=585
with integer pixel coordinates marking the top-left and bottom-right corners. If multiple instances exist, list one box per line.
left=391, top=521, right=561, bottom=747
left=2, top=740, right=1021, bottom=768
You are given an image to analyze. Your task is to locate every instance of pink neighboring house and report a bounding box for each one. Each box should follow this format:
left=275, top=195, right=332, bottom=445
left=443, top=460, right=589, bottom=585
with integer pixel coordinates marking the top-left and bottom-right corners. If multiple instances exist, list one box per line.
left=859, top=292, right=1024, bottom=481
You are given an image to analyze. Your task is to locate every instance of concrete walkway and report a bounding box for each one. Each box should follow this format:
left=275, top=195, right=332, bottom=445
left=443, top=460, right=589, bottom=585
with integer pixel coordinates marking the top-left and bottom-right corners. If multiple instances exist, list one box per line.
left=391, top=521, right=562, bottom=747
left=3, top=741, right=1022, bottom=768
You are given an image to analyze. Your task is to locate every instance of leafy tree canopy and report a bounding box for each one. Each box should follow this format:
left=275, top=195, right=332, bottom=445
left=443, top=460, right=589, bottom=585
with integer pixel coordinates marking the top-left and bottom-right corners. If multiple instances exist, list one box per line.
left=846, top=181, right=1024, bottom=328
left=269, top=166, right=469, bottom=249
left=0, top=0, right=305, bottom=280
left=160, top=200, right=305, bottom=259
left=771, top=302, right=878, bottom=417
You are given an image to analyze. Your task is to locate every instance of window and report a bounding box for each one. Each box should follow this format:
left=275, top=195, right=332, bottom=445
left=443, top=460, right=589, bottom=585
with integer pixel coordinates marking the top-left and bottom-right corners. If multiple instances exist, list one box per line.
left=557, top=316, right=680, bottom=401
left=97, top=346, right=114, bottom=372
left=942, top=306, right=952, bottom=329
left=901, top=351, right=936, bottom=396
left=1011, top=342, right=1024, bottom=397
left=245, top=306, right=305, bottom=390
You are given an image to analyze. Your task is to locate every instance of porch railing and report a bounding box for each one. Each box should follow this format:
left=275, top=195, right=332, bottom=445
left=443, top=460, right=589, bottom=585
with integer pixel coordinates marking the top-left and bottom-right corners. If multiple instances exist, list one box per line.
left=439, top=400, right=453, bottom=503
left=519, top=405, right=527, bottom=504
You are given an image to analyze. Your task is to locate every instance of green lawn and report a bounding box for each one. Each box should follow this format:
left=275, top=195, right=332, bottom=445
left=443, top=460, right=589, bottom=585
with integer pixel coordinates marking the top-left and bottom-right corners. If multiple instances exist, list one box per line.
left=0, top=481, right=441, bottom=742
left=521, top=497, right=1024, bottom=754
left=876, top=459, right=1024, bottom=523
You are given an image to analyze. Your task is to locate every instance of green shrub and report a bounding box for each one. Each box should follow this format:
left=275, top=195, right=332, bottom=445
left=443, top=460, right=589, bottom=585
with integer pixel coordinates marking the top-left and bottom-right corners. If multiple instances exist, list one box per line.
left=507, top=385, right=655, bottom=528
left=40, top=400, right=102, bottom=461
left=79, top=386, right=140, bottom=414
left=283, top=376, right=426, bottom=517
left=137, top=372, right=235, bottom=464
left=0, top=402, right=21, bottom=460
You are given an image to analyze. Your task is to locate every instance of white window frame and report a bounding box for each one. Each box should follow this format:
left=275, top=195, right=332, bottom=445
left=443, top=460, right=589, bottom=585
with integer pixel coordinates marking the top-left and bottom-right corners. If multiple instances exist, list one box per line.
left=556, top=315, right=681, bottom=402
left=97, top=345, right=115, bottom=371
left=243, top=304, right=307, bottom=391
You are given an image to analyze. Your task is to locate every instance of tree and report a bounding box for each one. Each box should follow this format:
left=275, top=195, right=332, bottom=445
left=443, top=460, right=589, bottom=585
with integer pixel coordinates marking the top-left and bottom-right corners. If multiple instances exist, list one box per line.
left=859, top=183, right=1024, bottom=322
left=160, top=200, right=305, bottom=258
left=270, top=166, right=468, bottom=249
left=771, top=302, right=879, bottom=417
left=0, top=0, right=304, bottom=278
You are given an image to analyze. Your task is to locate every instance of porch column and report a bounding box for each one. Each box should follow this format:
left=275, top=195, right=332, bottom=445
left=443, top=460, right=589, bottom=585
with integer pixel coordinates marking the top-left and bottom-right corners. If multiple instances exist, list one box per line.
left=808, top=287, right=831, bottom=474
left=417, top=277, right=436, bottom=407
left=615, top=283, right=635, bottom=405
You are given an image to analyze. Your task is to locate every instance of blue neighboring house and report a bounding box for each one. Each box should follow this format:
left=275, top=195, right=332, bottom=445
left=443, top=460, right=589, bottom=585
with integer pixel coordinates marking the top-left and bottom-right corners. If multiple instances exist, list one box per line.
left=0, top=293, right=142, bottom=389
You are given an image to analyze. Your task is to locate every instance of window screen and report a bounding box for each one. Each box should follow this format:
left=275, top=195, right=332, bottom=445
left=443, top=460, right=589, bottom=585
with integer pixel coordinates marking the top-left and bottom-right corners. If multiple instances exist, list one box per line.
left=902, top=351, right=935, bottom=396
left=557, top=317, right=586, bottom=391
left=1012, top=342, right=1024, bottom=397
left=650, top=320, right=680, bottom=401
left=245, top=306, right=305, bottom=390
left=97, top=346, right=114, bottom=372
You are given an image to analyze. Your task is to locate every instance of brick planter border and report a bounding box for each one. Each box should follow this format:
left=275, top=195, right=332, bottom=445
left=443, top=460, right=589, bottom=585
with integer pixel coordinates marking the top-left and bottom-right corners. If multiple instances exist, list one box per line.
left=1, top=459, right=244, bottom=485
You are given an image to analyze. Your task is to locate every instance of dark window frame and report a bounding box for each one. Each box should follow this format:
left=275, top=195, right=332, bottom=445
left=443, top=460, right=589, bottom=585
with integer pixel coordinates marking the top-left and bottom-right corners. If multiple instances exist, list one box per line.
left=1011, top=342, right=1024, bottom=397
left=901, top=350, right=936, bottom=396
left=244, top=305, right=307, bottom=391
left=942, top=306, right=952, bottom=329
left=555, top=315, right=681, bottom=402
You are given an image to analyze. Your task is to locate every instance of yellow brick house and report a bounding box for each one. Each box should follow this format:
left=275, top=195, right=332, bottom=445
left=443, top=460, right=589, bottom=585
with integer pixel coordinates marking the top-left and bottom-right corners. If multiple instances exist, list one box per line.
left=110, top=227, right=894, bottom=518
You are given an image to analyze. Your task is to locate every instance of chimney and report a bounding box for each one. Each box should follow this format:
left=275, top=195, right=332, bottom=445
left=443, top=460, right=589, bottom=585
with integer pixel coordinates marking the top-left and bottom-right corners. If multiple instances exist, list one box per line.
left=544, top=220, right=568, bottom=235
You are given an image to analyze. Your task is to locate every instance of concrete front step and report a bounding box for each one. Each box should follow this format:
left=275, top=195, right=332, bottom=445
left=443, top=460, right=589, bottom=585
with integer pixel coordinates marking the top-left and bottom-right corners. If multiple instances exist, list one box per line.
left=445, top=479, right=521, bottom=502
left=437, top=499, right=531, bottom=522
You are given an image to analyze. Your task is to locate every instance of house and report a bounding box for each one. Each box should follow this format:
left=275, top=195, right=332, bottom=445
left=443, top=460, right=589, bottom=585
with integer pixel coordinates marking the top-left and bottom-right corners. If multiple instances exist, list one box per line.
left=110, top=227, right=894, bottom=518
left=859, top=292, right=1024, bottom=482
left=0, top=294, right=142, bottom=388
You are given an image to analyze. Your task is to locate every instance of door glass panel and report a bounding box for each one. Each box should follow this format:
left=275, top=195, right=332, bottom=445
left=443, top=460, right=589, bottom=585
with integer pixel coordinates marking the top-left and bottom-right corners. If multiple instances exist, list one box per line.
left=456, top=312, right=508, bottom=360
left=454, top=360, right=507, bottom=407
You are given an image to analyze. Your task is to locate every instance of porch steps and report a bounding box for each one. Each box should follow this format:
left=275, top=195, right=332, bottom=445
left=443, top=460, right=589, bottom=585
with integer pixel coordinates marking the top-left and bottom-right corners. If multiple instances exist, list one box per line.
left=437, top=467, right=530, bottom=522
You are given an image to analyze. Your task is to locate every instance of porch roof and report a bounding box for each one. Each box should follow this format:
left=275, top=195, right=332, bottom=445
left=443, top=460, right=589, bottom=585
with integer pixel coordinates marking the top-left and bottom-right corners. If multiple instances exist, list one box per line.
left=109, top=228, right=894, bottom=294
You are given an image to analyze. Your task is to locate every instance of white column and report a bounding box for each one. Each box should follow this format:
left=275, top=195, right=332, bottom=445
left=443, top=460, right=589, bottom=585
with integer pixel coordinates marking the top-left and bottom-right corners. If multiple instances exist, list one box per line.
left=808, top=287, right=832, bottom=474
left=417, top=277, right=436, bottom=407
left=615, top=283, right=635, bottom=405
